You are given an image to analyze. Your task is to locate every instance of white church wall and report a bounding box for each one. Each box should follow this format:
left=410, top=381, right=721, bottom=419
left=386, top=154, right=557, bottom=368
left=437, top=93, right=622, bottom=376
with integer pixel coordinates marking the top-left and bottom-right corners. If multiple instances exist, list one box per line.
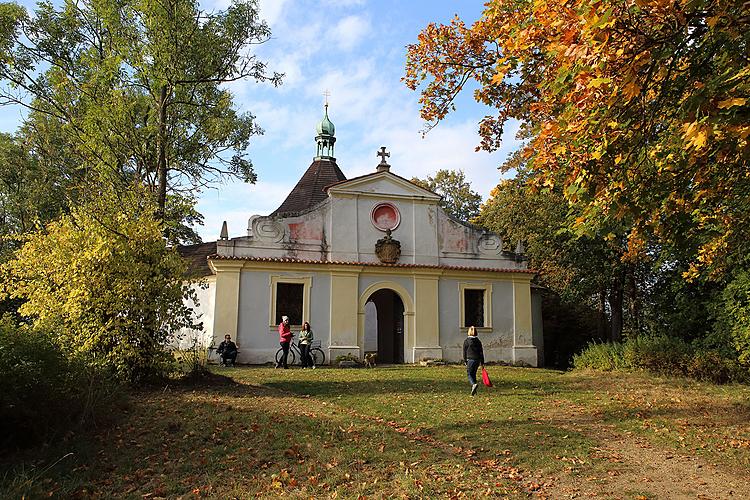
left=329, top=196, right=359, bottom=261
left=412, top=201, right=440, bottom=265
left=236, top=270, right=275, bottom=363
left=438, top=278, right=517, bottom=363
left=173, top=278, right=215, bottom=350
left=235, top=269, right=332, bottom=364
left=354, top=197, right=416, bottom=263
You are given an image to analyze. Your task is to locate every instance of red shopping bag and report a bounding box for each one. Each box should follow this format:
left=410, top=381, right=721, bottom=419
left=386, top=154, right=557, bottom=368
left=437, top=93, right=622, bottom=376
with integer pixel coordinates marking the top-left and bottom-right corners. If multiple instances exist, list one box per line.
left=481, top=367, right=493, bottom=387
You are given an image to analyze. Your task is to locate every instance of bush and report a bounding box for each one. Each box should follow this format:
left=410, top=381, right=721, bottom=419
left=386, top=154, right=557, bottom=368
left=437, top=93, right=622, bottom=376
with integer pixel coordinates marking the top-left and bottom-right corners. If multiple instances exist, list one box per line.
left=571, top=341, right=627, bottom=371
left=0, top=317, right=123, bottom=449
left=0, top=189, right=196, bottom=384
left=714, top=268, right=750, bottom=366
left=573, top=333, right=748, bottom=384
left=623, top=335, right=692, bottom=377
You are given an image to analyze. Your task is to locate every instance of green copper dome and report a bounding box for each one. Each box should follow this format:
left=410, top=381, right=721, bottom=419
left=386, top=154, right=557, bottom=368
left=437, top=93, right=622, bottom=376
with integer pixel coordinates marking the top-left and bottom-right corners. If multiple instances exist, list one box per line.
left=316, top=105, right=335, bottom=136
left=314, top=103, right=336, bottom=160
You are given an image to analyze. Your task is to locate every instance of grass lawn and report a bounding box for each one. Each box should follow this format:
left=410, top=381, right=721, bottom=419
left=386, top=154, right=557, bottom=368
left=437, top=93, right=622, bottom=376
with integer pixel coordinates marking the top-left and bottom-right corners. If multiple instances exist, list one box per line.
left=2, top=365, right=749, bottom=499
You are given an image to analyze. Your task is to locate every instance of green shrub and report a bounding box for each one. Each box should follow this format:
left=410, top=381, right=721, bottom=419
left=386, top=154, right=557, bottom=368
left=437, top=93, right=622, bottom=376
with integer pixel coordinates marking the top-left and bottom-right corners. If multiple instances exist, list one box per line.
left=0, top=317, right=123, bottom=449
left=714, top=268, right=750, bottom=366
left=573, top=333, right=747, bottom=384
left=623, top=335, right=692, bottom=376
left=686, top=351, right=748, bottom=384
left=572, top=341, right=628, bottom=371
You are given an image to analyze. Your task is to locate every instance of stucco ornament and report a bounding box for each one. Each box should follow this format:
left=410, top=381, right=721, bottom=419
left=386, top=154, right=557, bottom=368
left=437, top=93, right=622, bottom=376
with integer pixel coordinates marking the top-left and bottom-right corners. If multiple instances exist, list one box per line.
left=375, top=229, right=401, bottom=264
left=251, top=217, right=285, bottom=242
left=371, top=202, right=400, bottom=231
left=477, top=233, right=503, bottom=255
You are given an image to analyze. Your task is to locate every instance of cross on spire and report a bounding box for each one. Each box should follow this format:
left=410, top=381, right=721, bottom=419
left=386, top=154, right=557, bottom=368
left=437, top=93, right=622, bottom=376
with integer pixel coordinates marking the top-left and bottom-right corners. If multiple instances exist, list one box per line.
left=376, top=146, right=391, bottom=172
left=323, top=89, right=331, bottom=109
left=377, top=146, right=390, bottom=165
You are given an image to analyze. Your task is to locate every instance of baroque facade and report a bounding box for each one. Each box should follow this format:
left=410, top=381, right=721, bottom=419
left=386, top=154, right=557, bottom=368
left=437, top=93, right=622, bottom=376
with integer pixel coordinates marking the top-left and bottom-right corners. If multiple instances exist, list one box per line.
left=181, top=106, right=543, bottom=365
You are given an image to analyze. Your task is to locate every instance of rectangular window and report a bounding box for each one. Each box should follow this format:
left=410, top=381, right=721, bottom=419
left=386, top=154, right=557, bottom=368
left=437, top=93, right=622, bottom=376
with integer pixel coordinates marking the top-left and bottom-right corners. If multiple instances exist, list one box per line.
left=464, top=289, right=485, bottom=327
left=269, top=275, right=312, bottom=328
left=459, top=283, right=492, bottom=329
left=275, top=283, right=304, bottom=325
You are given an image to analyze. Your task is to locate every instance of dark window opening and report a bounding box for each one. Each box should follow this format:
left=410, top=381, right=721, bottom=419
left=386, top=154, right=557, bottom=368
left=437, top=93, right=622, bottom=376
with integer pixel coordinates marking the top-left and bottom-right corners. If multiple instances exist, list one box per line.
left=464, top=289, right=485, bottom=327
left=276, top=283, right=304, bottom=325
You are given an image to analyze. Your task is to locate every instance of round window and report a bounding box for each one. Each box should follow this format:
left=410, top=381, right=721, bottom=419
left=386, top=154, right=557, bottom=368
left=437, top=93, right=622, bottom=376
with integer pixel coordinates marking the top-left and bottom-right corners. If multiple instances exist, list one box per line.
left=371, top=203, right=401, bottom=231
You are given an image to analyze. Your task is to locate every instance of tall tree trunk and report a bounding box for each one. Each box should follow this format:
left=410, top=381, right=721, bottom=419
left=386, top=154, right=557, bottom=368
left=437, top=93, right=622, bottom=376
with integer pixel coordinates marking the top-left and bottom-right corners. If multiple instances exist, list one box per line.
left=156, top=84, right=168, bottom=220
left=626, top=264, right=640, bottom=333
left=597, top=288, right=608, bottom=340
left=609, top=274, right=624, bottom=342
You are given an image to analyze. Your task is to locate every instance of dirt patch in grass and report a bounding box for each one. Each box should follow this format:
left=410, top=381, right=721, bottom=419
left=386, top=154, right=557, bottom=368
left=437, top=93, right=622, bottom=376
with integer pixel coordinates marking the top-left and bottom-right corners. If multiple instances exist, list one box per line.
left=535, top=372, right=750, bottom=499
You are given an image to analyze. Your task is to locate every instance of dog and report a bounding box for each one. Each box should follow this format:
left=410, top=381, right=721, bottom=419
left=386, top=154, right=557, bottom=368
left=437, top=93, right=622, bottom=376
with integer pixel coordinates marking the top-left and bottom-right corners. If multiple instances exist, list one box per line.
left=364, top=352, right=377, bottom=368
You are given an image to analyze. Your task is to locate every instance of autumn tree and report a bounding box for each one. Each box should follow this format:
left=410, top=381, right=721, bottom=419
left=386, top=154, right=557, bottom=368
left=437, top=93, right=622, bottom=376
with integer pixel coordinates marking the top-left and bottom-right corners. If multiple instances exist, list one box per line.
left=0, top=188, right=196, bottom=384
left=477, top=156, right=642, bottom=341
left=404, top=0, right=750, bottom=277
left=0, top=0, right=281, bottom=221
left=411, top=169, right=482, bottom=222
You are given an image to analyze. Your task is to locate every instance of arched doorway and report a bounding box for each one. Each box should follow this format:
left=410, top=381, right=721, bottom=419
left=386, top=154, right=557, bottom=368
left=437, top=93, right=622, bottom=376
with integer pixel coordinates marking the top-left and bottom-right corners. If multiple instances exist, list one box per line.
left=364, top=289, right=405, bottom=363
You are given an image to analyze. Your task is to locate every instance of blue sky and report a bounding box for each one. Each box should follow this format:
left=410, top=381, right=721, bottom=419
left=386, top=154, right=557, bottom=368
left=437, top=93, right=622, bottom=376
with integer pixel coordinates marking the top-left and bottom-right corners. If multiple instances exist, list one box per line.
left=1, top=0, right=521, bottom=241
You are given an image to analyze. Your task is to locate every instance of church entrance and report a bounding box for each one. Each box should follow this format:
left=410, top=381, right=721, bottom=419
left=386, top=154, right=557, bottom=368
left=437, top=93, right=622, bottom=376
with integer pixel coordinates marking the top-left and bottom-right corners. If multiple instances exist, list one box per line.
left=364, top=289, right=405, bottom=364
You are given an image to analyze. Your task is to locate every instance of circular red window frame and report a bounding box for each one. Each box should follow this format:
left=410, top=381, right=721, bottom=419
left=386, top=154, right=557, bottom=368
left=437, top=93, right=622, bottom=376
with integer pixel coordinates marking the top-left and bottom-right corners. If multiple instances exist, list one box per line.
left=370, top=202, right=401, bottom=231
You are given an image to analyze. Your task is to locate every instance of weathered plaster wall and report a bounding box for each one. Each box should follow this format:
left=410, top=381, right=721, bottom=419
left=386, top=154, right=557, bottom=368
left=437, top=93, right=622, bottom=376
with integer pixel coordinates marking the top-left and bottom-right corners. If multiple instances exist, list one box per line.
left=174, top=277, right=215, bottom=349
left=438, top=279, right=516, bottom=362
left=236, top=270, right=331, bottom=364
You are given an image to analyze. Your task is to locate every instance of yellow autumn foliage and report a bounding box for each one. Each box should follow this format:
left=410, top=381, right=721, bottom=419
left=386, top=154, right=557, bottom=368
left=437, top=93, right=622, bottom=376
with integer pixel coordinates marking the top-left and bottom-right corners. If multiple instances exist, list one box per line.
left=0, top=188, right=197, bottom=383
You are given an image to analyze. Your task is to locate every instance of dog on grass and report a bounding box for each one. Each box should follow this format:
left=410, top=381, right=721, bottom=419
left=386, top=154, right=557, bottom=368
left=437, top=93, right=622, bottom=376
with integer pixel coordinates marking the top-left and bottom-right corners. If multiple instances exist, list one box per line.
left=364, top=352, right=377, bottom=368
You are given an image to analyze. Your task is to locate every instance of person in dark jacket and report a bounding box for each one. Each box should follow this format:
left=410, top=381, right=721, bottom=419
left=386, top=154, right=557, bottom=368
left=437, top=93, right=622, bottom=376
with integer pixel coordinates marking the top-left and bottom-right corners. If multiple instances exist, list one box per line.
left=462, top=326, right=484, bottom=396
left=216, top=334, right=238, bottom=366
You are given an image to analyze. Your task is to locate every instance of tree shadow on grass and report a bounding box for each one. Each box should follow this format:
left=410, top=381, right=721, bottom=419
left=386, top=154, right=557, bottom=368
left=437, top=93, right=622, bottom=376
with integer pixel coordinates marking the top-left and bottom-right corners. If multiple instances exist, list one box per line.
left=3, top=381, right=533, bottom=499
left=260, top=376, right=567, bottom=399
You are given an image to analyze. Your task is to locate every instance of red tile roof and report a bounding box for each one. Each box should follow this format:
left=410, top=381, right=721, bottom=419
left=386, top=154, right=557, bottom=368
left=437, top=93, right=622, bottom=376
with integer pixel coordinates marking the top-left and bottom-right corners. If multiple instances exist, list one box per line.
left=177, top=241, right=217, bottom=277
left=208, top=254, right=535, bottom=274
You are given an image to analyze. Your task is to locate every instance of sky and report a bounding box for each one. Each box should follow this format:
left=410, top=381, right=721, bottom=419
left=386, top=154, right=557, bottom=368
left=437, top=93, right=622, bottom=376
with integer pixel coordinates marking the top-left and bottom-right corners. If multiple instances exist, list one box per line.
left=0, top=0, right=521, bottom=242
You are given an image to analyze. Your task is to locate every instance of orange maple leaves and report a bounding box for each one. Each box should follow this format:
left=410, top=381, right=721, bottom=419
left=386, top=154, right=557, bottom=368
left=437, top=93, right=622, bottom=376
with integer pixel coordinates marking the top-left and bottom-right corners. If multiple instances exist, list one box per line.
left=406, top=0, right=750, bottom=273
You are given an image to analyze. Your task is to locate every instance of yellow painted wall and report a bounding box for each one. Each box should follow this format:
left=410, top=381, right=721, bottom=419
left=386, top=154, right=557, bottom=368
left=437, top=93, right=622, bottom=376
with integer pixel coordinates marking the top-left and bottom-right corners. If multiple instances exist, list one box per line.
left=211, top=261, right=244, bottom=343
left=513, top=280, right=533, bottom=345
left=330, top=273, right=359, bottom=346
left=414, top=276, right=440, bottom=347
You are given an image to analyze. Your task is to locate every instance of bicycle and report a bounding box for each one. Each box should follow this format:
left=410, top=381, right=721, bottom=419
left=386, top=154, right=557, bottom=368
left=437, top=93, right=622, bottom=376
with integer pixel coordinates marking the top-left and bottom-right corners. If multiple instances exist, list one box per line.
left=276, top=337, right=326, bottom=367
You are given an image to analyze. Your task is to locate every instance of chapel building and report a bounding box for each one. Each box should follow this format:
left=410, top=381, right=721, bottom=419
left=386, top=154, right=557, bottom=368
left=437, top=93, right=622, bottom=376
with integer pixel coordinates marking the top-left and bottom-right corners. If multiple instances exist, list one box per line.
left=181, top=105, right=543, bottom=365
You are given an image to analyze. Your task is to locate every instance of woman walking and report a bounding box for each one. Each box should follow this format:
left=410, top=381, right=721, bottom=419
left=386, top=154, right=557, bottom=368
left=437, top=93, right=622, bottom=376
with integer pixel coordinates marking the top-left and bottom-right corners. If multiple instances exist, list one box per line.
left=298, top=322, right=314, bottom=369
left=462, top=326, right=485, bottom=396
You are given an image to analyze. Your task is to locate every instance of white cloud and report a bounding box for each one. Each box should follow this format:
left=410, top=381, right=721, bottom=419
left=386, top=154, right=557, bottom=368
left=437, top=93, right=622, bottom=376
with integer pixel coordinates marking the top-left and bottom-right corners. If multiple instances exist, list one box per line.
left=331, top=15, right=371, bottom=51
left=196, top=180, right=293, bottom=240
left=258, top=0, right=292, bottom=26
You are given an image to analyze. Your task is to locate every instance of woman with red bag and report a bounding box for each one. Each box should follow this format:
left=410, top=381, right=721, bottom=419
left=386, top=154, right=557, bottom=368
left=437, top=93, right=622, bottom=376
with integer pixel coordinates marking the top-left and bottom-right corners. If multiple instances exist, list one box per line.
left=462, top=326, right=485, bottom=396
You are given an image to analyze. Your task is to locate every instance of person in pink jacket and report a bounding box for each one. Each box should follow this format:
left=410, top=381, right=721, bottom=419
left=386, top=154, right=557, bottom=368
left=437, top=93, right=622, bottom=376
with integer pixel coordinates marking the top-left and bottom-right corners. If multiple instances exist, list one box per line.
left=276, top=315, right=292, bottom=369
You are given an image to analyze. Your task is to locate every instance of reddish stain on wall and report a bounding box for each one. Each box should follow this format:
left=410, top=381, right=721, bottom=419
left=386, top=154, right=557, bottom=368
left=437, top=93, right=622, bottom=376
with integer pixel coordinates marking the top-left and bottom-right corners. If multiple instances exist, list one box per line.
left=289, top=222, right=323, bottom=241
left=440, top=218, right=469, bottom=253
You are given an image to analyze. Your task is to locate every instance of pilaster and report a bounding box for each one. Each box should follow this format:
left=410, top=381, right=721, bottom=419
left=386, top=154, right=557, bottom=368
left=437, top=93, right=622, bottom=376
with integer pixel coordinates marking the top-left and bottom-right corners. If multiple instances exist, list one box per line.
left=210, top=260, right=244, bottom=346
left=413, top=275, right=442, bottom=361
left=512, top=279, right=537, bottom=366
left=329, top=272, right=360, bottom=359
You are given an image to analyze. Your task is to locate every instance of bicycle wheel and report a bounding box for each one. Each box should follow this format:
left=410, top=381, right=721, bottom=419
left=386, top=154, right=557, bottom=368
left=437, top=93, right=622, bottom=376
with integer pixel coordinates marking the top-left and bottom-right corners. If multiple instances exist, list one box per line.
left=311, top=348, right=326, bottom=366
left=275, top=347, right=296, bottom=366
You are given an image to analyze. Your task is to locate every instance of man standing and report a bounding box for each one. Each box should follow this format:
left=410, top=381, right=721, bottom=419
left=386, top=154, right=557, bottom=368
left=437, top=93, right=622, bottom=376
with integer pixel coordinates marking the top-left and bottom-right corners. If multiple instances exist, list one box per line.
left=216, top=334, right=238, bottom=367
left=276, top=316, right=292, bottom=369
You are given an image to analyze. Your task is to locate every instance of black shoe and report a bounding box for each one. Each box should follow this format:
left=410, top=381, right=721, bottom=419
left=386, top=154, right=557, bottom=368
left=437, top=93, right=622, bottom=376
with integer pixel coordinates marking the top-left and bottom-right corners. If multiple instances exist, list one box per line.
left=471, top=383, right=478, bottom=396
